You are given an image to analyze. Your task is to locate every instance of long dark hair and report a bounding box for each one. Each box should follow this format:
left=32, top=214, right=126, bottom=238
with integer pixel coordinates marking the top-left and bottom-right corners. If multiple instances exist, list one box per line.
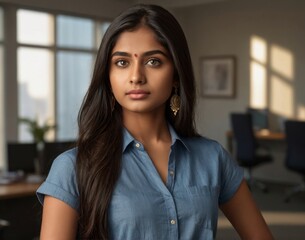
left=76, top=4, right=197, bottom=239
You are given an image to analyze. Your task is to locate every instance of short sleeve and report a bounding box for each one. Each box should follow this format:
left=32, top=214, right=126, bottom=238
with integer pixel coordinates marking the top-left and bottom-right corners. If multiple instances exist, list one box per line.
left=36, top=148, right=79, bottom=210
left=218, top=145, right=244, bottom=205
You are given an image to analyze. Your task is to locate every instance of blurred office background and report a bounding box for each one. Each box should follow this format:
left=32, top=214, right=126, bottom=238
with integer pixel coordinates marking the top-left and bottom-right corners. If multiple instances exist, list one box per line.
left=0, top=0, right=305, bottom=239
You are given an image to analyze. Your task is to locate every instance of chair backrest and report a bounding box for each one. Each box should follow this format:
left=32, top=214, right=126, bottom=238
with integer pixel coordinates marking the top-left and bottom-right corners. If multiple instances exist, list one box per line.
left=7, top=142, right=37, bottom=173
left=230, top=113, right=256, bottom=162
left=284, top=120, right=305, bottom=171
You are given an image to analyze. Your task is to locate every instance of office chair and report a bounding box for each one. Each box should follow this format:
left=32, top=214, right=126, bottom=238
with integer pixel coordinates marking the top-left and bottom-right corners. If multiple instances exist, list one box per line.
left=230, top=113, right=273, bottom=192
left=284, top=120, right=305, bottom=202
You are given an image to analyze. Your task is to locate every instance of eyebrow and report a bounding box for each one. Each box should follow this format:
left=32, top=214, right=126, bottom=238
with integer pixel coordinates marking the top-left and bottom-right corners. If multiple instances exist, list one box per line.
left=111, top=50, right=169, bottom=58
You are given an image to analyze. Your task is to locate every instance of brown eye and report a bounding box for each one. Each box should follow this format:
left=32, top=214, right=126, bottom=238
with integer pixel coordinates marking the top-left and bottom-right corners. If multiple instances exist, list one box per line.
left=146, top=58, right=161, bottom=67
left=115, top=59, right=129, bottom=67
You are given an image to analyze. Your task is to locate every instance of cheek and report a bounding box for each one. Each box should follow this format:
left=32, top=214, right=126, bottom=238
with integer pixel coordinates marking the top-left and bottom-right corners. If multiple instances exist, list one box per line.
left=109, top=69, right=122, bottom=95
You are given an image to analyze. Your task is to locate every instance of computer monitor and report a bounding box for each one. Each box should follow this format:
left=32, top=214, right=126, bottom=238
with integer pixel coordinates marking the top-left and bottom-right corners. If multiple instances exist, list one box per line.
left=7, top=142, right=37, bottom=173
left=247, top=107, right=269, bottom=130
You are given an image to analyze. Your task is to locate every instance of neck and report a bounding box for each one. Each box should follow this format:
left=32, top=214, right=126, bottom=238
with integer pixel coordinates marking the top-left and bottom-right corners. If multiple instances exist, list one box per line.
left=123, top=111, right=171, bottom=144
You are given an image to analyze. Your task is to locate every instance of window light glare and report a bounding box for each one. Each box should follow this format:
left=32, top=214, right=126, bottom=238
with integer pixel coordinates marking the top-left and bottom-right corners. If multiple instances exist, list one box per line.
left=17, top=9, right=54, bottom=45
left=270, top=75, right=293, bottom=118
left=251, top=35, right=267, bottom=64
left=271, top=45, right=294, bottom=80
left=250, top=62, right=267, bottom=109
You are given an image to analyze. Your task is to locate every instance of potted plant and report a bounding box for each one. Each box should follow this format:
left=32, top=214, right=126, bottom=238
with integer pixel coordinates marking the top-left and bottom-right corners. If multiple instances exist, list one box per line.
left=19, top=117, right=56, bottom=175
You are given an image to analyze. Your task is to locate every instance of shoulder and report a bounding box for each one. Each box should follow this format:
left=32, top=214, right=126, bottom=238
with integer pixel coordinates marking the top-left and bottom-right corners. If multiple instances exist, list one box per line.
left=181, top=135, right=225, bottom=155
left=50, top=148, right=78, bottom=171
left=37, top=147, right=79, bottom=210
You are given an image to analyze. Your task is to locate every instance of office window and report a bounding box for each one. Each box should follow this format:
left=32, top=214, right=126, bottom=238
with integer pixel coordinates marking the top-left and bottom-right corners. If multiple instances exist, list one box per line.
left=56, top=51, right=93, bottom=140
left=96, top=21, right=110, bottom=48
left=17, top=9, right=54, bottom=46
left=17, top=10, right=55, bottom=142
left=57, top=15, right=94, bottom=49
left=17, top=8, right=111, bottom=142
left=0, top=7, right=5, bottom=169
left=17, top=47, right=54, bottom=141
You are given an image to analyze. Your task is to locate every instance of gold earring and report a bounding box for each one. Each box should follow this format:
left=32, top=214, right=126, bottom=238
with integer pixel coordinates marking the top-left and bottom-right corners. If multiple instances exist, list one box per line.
left=170, top=86, right=180, bottom=116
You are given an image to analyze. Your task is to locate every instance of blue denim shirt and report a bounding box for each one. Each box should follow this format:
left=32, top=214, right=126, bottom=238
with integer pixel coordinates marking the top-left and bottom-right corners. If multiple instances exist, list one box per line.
left=37, top=125, right=243, bottom=240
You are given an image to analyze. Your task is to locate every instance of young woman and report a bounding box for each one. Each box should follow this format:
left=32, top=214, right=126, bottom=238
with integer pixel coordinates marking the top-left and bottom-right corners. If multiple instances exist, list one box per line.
left=37, top=4, right=274, bottom=240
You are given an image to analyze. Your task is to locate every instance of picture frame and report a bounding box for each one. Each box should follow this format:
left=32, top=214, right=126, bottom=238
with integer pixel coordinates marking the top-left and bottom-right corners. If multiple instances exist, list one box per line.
left=199, top=55, right=236, bottom=98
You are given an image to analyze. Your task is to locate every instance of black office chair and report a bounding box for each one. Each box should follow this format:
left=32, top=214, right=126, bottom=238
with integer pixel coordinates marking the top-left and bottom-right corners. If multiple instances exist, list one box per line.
left=284, top=120, right=305, bottom=202
left=230, top=113, right=273, bottom=192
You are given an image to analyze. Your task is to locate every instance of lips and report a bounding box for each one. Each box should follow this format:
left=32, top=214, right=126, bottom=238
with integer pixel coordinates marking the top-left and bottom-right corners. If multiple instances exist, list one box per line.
left=126, top=89, right=150, bottom=99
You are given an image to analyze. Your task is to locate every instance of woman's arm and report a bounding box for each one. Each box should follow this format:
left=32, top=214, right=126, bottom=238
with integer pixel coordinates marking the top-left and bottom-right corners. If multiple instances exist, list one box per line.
left=219, top=180, right=274, bottom=240
left=40, top=196, right=78, bottom=240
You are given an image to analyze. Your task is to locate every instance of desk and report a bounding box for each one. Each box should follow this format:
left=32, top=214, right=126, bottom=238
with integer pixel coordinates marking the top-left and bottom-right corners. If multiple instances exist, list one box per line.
left=0, top=181, right=41, bottom=200
left=226, top=129, right=285, bottom=152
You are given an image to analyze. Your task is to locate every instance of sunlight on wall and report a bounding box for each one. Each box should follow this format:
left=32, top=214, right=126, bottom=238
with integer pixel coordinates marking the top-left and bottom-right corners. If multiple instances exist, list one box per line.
left=269, top=45, right=294, bottom=118
left=297, top=105, right=305, bottom=120
left=271, top=45, right=294, bottom=80
left=250, top=35, right=296, bottom=121
left=251, top=36, right=267, bottom=64
left=250, top=62, right=267, bottom=108
left=250, top=35, right=267, bottom=109
left=270, top=75, right=293, bottom=118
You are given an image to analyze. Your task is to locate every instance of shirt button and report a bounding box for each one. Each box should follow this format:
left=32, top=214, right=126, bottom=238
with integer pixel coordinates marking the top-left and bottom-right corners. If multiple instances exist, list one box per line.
left=135, top=143, right=140, bottom=148
left=170, top=219, right=176, bottom=225
left=169, top=170, right=174, bottom=176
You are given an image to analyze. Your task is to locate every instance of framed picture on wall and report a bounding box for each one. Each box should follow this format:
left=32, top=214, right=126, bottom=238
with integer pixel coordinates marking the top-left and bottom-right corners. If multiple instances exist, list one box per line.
left=200, top=55, right=236, bottom=98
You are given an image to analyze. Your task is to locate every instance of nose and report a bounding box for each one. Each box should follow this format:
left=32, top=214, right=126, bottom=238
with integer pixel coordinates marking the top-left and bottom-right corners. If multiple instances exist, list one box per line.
left=129, top=62, right=146, bottom=85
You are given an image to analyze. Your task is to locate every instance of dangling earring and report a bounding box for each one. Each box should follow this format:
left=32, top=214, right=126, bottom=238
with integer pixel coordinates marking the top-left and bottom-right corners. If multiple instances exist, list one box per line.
left=170, top=85, right=180, bottom=116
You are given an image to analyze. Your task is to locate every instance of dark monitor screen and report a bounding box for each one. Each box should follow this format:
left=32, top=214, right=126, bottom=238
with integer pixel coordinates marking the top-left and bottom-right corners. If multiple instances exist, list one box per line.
left=247, top=107, right=269, bottom=130
left=7, top=142, right=37, bottom=173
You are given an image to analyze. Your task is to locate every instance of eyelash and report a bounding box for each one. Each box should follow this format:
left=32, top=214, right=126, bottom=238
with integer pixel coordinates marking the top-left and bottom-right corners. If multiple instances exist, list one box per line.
left=114, top=58, right=162, bottom=68
left=146, top=58, right=161, bottom=67
left=115, top=59, right=129, bottom=68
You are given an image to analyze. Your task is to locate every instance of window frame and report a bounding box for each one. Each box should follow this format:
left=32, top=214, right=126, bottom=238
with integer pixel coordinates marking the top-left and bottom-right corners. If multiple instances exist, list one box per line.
left=15, top=6, right=111, bottom=141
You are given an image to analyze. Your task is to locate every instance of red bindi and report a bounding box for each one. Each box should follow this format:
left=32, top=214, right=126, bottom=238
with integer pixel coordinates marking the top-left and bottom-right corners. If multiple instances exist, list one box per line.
left=134, top=54, right=138, bottom=57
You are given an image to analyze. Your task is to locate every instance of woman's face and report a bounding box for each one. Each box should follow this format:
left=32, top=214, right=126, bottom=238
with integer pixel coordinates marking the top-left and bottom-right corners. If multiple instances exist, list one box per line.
left=109, top=25, right=175, bottom=117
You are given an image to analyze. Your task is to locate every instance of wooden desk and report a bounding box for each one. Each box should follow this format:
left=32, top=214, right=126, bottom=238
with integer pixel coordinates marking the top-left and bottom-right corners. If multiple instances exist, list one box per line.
left=0, top=181, right=41, bottom=200
left=226, top=129, right=285, bottom=152
left=227, top=129, right=285, bottom=140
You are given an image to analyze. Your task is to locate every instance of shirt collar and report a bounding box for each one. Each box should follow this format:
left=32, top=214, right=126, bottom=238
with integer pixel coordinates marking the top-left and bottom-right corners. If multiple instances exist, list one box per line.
left=122, top=124, right=190, bottom=153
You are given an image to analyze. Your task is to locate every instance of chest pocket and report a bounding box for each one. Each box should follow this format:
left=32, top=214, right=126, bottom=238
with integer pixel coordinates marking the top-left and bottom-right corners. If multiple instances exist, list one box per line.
left=173, top=185, right=220, bottom=230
